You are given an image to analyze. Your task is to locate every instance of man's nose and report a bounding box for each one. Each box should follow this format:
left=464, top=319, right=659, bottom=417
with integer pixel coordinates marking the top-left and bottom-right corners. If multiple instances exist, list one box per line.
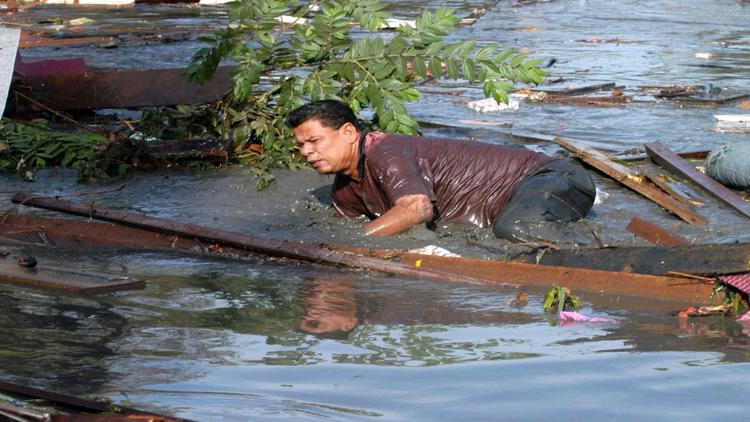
left=300, top=143, right=313, bottom=157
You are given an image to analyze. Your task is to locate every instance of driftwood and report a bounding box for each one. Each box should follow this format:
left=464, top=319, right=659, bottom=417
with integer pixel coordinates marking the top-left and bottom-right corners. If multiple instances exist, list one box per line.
left=645, top=142, right=750, bottom=219
left=0, top=258, right=144, bottom=293
left=551, top=136, right=707, bottom=225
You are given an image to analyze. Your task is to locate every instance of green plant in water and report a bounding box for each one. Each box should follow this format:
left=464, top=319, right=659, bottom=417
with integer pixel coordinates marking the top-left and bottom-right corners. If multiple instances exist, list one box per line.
left=0, top=119, right=121, bottom=181
left=711, top=281, right=749, bottom=316
left=543, top=285, right=582, bottom=314
left=187, top=0, right=547, bottom=187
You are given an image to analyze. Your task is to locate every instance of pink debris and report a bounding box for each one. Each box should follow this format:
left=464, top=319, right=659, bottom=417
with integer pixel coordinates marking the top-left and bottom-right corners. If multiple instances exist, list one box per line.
left=718, top=272, right=750, bottom=296
left=14, top=51, right=87, bottom=76
left=559, top=311, right=616, bottom=324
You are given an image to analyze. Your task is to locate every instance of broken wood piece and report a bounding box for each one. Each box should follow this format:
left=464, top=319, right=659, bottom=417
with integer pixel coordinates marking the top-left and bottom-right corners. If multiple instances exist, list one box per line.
left=551, top=137, right=707, bottom=224
left=8, top=66, right=233, bottom=112
left=534, top=82, right=616, bottom=96
left=0, top=380, right=193, bottom=421
left=614, top=148, right=710, bottom=162
left=645, top=142, right=750, bottom=219
left=626, top=217, right=689, bottom=245
left=543, top=94, right=632, bottom=107
left=146, top=138, right=232, bottom=164
left=0, top=258, right=145, bottom=293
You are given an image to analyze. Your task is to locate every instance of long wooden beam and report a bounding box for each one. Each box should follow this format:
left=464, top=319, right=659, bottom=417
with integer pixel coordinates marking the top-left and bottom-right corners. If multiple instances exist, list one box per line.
left=1, top=206, right=717, bottom=304
left=645, top=141, right=750, bottom=219
left=552, top=136, right=707, bottom=224
left=9, top=193, right=507, bottom=287
left=0, top=259, right=145, bottom=293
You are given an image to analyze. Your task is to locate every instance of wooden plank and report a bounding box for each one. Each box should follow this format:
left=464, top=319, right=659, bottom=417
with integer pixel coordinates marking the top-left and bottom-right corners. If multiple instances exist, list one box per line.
left=626, top=217, right=689, bottom=246
left=645, top=141, right=750, bottom=219
left=400, top=254, right=715, bottom=304
left=0, top=259, right=145, bottom=293
left=514, top=242, right=750, bottom=276
left=552, top=136, right=707, bottom=224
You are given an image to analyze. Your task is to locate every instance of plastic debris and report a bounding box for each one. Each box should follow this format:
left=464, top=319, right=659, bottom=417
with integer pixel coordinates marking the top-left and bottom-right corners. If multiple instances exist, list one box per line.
left=717, top=272, right=750, bottom=295
left=714, top=114, right=750, bottom=123
left=467, top=97, right=520, bottom=113
left=407, top=245, right=461, bottom=257
left=558, top=311, right=615, bottom=323
left=693, top=52, right=715, bottom=59
left=69, top=17, right=95, bottom=26
left=705, top=143, right=750, bottom=188
left=593, top=187, right=609, bottom=205
left=675, top=304, right=731, bottom=318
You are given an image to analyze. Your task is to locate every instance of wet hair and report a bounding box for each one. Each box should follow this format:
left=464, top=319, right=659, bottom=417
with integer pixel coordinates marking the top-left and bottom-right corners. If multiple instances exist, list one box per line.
left=286, top=100, right=362, bottom=131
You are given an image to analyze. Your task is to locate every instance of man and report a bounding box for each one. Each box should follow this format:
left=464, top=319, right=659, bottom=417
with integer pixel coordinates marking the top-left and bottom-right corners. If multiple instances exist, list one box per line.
left=287, top=100, right=595, bottom=243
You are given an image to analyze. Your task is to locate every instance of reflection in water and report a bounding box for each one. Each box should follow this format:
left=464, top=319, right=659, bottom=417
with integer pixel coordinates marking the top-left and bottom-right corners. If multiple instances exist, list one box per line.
left=298, top=278, right=359, bottom=337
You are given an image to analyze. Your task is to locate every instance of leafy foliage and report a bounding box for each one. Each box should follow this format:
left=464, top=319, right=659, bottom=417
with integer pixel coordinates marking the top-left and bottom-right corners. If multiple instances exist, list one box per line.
left=0, top=119, right=115, bottom=181
left=543, top=285, right=582, bottom=313
left=188, top=0, right=546, bottom=187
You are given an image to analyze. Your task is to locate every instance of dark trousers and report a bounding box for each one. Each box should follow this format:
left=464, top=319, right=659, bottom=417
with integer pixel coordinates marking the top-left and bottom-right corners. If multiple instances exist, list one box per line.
left=492, top=159, right=596, bottom=244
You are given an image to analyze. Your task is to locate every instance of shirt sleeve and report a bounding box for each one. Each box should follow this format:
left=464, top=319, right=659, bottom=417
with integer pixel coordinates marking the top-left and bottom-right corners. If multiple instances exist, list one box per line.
left=368, top=143, right=437, bottom=207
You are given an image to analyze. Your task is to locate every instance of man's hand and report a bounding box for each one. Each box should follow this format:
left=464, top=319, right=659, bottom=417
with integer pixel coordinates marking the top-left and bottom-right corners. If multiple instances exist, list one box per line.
left=363, top=194, right=434, bottom=236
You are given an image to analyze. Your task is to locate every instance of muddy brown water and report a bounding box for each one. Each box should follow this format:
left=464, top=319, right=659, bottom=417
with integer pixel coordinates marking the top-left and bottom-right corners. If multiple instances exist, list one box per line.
left=3, top=0, right=750, bottom=420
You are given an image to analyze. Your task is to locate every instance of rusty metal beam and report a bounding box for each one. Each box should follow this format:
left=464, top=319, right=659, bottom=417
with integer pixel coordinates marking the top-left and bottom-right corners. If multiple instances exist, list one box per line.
left=645, top=141, right=750, bottom=219
left=552, top=136, right=707, bottom=224
left=8, top=66, right=233, bottom=112
left=626, top=217, right=689, bottom=246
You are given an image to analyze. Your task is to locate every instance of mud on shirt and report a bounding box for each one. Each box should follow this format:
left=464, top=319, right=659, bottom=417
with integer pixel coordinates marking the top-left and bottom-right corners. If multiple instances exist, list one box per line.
left=331, top=132, right=553, bottom=228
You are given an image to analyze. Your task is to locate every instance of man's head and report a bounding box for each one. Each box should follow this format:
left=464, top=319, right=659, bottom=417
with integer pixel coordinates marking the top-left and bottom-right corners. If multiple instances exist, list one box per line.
left=287, top=100, right=362, bottom=176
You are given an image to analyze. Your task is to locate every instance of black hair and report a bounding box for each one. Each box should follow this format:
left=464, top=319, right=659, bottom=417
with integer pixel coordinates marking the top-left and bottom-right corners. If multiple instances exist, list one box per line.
left=286, top=100, right=362, bottom=131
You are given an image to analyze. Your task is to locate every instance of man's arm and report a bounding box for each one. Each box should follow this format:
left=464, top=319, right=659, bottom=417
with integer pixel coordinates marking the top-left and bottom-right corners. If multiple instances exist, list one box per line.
left=363, top=194, right=434, bottom=236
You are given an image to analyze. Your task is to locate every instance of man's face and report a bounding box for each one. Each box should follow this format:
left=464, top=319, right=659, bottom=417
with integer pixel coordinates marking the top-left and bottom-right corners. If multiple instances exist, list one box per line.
left=293, top=119, right=357, bottom=175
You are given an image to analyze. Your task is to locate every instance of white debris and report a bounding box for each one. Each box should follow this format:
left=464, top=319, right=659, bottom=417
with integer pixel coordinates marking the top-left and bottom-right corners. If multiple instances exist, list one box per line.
left=384, top=18, right=416, bottom=29
left=407, top=245, right=461, bottom=257
left=594, top=187, right=609, bottom=205
left=693, top=52, right=715, bottom=59
left=714, top=114, right=750, bottom=123
left=0, top=25, right=20, bottom=119
left=467, top=97, right=520, bottom=113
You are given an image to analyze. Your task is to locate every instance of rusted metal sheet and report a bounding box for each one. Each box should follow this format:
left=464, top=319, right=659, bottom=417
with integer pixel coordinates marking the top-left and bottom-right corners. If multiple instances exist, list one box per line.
left=8, top=66, right=233, bottom=112
left=645, top=141, right=750, bottom=219
left=626, top=217, right=689, bottom=246
left=0, top=257, right=145, bottom=293
left=0, top=210, right=719, bottom=304
left=399, top=254, right=715, bottom=304
left=552, top=136, right=707, bottom=224
left=0, top=380, right=193, bottom=421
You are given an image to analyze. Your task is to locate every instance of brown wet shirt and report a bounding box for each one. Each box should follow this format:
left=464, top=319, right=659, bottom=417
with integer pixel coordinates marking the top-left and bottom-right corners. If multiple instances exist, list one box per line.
left=331, top=132, right=553, bottom=228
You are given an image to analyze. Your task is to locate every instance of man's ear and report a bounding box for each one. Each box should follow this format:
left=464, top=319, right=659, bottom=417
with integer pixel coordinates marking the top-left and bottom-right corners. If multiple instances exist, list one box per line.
left=339, top=122, right=359, bottom=144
